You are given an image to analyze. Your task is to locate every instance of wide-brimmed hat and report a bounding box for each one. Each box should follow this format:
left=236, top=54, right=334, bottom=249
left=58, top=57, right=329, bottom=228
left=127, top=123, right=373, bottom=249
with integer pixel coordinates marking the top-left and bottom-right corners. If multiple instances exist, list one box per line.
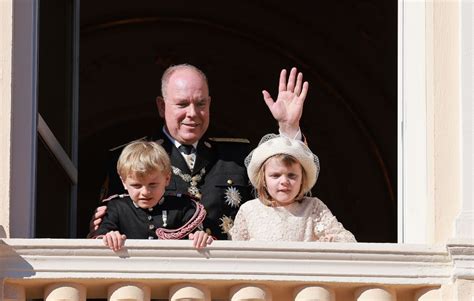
left=245, top=134, right=320, bottom=194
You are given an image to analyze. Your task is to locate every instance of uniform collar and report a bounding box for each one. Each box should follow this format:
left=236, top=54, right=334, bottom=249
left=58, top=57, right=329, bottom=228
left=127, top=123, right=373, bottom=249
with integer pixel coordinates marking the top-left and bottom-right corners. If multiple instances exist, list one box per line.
left=161, top=126, right=199, bottom=150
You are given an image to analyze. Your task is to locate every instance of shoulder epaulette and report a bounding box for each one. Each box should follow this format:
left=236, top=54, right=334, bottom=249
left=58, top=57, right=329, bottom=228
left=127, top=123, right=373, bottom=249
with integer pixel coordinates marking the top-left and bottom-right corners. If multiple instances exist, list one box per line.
left=109, top=136, right=148, bottom=151
left=208, top=137, right=250, bottom=143
left=101, top=193, right=129, bottom=203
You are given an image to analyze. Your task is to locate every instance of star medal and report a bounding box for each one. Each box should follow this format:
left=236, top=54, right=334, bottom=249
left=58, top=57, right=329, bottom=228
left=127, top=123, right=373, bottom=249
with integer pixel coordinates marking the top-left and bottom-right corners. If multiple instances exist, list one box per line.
left=224, top=186, right=242, bottom=208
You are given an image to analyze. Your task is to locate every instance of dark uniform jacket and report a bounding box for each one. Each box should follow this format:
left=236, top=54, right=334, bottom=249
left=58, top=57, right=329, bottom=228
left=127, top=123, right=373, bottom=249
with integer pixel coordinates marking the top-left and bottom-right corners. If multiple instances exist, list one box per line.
left=101, top=133, right=252, bottom=240
left=94, top=194, right=203, bottom=240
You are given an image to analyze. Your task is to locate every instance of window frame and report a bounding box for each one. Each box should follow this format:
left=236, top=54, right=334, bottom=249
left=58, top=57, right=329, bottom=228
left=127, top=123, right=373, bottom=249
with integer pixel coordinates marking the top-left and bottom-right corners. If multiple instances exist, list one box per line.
left=9, top=0, right=471, bottom=242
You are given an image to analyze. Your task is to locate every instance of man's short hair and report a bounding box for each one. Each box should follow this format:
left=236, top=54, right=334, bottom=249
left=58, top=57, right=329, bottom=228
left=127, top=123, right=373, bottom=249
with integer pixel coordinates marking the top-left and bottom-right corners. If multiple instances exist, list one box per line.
left=161, top=63, right=208, bottom=98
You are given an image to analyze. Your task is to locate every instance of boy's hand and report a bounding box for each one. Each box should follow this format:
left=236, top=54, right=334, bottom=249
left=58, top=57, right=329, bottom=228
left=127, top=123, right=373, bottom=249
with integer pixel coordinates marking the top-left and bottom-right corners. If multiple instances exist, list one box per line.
left=189, top=231, right=213, bottom=249
left=103, top=231, right=126, bottom=251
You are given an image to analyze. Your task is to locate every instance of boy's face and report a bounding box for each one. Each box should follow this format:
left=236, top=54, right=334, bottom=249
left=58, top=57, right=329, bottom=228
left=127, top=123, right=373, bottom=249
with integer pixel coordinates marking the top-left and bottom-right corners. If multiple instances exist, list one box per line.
left=264, top=157, right=303, bottom=206
left=121, top=170, right=171, bottom=209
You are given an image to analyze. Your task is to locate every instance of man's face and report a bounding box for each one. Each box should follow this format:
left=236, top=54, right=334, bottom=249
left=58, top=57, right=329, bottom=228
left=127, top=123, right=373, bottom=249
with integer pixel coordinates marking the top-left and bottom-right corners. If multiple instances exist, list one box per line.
left=157, top=68, right=211, bottom=145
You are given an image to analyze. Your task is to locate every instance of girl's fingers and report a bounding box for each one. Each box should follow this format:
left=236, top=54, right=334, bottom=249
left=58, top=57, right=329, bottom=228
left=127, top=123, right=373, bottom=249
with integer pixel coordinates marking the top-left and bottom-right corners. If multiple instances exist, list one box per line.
left=286, top=67, right=297, bottom=92
left=294, top=72, right=303, bottom=96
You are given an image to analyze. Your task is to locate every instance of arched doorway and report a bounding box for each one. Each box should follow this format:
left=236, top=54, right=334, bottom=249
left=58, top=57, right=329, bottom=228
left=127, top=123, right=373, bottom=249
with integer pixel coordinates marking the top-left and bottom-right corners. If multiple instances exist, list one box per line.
left=77, top=1, right=397, bottom=242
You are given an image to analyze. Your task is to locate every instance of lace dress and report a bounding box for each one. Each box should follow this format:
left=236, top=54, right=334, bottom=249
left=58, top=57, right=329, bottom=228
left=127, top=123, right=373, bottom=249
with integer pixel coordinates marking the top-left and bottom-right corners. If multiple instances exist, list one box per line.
left=229, top=197, right=356, bottom=242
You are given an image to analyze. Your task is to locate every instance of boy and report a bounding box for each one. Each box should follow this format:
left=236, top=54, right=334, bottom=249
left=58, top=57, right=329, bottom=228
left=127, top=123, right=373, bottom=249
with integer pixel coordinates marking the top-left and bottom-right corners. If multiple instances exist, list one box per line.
left=93, top=141, right=212, bottom=250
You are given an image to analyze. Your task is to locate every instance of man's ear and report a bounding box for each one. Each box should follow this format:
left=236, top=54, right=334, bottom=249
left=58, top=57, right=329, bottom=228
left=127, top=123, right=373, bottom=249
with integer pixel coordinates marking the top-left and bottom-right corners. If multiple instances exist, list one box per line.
left=156, top=96, right=165, bottom=118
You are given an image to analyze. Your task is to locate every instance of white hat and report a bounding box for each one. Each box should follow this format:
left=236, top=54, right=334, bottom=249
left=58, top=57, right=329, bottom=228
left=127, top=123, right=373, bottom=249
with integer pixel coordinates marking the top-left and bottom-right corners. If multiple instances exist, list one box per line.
left=245, top=134, right=320, bottom=194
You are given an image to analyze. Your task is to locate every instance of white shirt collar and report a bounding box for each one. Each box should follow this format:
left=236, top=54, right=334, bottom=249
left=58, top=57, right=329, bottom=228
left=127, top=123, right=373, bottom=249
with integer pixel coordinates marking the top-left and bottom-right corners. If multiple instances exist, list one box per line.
left=162, top=126, right=198, bottom=150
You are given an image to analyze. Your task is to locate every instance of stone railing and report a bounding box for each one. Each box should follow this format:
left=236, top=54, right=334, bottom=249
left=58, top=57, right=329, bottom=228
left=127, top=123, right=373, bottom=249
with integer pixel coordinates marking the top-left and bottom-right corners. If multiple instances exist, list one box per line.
left=0, top=239, right=473, bottom=300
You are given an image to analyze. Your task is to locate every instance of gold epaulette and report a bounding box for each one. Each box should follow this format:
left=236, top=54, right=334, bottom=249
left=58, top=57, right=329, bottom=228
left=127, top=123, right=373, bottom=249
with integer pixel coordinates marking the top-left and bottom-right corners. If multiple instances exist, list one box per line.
left=109, top=136, right=148, bottom=151
left=208, top=137, right=250, bottom=143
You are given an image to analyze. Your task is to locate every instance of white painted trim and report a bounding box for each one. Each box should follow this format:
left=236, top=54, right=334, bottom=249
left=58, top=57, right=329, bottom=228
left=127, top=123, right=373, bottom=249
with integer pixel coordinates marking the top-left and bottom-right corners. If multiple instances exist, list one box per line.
left=2, top=239, right=472, bottom=288
left=455, top=0, right=474, bottom=239
left=398, top=0, right=430, bottom=243
left=9, top=0, right=39, bottom=238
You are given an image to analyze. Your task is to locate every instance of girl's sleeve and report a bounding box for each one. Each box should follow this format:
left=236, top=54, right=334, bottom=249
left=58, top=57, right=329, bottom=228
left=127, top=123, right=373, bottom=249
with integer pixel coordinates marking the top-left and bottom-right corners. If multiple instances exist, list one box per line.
left=228, top=206, right=250, bottom=241
left=312, top=199, right=357, bottom=242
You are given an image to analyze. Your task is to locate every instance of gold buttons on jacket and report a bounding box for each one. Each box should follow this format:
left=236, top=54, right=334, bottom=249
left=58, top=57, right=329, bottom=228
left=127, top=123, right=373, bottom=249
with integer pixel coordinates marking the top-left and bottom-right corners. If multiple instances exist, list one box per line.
left=227, top=179, right=233, bottom=185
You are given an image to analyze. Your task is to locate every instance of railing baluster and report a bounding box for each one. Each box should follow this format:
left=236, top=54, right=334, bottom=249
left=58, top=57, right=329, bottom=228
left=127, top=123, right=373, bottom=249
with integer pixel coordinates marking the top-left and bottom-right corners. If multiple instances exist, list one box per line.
left=354, top=287, right=396, bottom=301
left=414, top=287, right=442, bottom=301
left=294, top=285, right=335, bottom=301
left=44, top=283, right=86, bottom=301
left=108, top=283, right=150, bottom=301
left=169, top=283, right=210, bottom=301
left=230, top=284, right=272, bottom=301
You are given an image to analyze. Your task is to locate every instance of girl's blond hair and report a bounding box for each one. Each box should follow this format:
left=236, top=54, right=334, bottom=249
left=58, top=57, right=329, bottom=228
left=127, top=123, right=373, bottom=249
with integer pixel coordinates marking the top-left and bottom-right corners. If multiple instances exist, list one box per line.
left=117, top=141, right=171, bottom=179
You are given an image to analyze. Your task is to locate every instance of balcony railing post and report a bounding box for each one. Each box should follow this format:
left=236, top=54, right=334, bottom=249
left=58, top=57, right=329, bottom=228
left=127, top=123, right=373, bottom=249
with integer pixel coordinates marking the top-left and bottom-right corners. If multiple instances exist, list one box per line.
left=414, top=287, right=442, bottom=300
left=293, top=285, right=335, bottom=301
left=44, top=283, right=86, bottom=301
left=3, top=283, right=25, bottom=301
left=230, top=284, right=272, bottom=301
left=169, top=283, right=210, bottom=301
left=108, top=282, right=150, bottom=301
left=354, top=287, right=396, bottom=301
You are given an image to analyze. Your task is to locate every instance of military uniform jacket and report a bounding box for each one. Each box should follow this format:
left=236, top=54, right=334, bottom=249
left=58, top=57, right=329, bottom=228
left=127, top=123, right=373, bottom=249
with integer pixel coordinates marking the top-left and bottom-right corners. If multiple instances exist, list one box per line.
left=94, top=194, right=203, bottom=240
left=102, top=133, right=252, bottom=240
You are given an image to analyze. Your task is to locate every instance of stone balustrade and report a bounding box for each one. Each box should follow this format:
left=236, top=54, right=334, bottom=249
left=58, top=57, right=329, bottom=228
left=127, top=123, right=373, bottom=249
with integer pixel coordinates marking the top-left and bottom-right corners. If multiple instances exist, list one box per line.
left=1, top=239, right=472, bottom=300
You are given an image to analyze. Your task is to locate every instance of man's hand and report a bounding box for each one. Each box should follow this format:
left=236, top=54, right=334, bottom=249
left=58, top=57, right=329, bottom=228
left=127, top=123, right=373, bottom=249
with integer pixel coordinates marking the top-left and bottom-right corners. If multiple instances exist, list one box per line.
left=189, top=231, right=214, bottom=249
left=87, top=205, right=107, bottom=237
left=103, top=231, right=126, bottom=251
left=263, top=67, right=309, bottom=138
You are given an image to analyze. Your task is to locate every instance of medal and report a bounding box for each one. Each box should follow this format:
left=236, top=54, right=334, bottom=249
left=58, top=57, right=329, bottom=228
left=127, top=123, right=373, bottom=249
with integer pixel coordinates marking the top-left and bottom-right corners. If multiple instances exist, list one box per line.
left=172, top=166, right=206, bottom=199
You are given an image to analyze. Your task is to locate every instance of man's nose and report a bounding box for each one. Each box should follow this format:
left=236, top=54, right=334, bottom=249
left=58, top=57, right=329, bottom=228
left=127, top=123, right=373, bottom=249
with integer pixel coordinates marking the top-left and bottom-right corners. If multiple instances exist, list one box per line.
left=186, top=104, right=198, bottom=117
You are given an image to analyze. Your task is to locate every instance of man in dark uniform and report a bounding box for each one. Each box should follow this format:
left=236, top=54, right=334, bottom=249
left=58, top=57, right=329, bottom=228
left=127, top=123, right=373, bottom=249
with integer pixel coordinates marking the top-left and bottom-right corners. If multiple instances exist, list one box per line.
left=90, top=63, right=309, bottom=239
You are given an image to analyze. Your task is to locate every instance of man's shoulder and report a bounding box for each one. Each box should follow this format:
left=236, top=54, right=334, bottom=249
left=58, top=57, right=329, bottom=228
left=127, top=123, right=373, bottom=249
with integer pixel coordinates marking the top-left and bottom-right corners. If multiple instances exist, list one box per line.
left=107, top=135, right=168, bottom=154
left=108, top=136, right=149, bottom=152
left=207, top=137, right=250, bottom=144
left=101, top=194, right=131, bottom=206
left=204, top=136, right=251, bottom=156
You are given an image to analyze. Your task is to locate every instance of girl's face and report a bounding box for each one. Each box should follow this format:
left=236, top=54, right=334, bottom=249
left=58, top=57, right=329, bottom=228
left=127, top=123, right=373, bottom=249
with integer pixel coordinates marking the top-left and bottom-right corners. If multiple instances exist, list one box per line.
left=264, top=157, right=303, bottom=206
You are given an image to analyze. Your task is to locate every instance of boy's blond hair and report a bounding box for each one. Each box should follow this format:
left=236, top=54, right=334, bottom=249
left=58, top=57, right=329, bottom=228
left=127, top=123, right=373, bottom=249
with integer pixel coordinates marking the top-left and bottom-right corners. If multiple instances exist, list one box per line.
left=117, top=141, right=171, bottom=179
left=253, top=154, right=309, bottom=206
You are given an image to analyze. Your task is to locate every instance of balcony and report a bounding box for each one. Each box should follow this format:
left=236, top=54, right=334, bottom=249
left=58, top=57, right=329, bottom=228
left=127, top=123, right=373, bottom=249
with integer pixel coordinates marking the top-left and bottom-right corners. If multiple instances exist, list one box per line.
left=1, top=239, right=473, bottom=300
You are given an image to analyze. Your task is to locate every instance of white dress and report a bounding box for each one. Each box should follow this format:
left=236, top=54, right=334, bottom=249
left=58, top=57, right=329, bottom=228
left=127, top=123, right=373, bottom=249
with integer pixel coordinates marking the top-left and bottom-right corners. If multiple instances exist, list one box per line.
left=229, top=197, right=356, bottom=242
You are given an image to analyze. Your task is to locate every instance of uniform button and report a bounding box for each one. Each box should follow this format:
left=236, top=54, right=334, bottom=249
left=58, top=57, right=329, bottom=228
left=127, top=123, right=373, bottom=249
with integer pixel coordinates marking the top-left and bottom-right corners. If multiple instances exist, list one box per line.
left=147, top=215, right=152, bottom=220
left=149, top=224, right=155, bottom=230
left=227, top=179, right=233, bottom=185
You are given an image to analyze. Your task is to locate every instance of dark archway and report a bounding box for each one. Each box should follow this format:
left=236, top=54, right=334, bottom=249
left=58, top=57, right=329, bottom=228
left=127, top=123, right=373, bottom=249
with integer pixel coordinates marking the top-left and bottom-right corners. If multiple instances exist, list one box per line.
left=77, top=1, right=397, bottom=242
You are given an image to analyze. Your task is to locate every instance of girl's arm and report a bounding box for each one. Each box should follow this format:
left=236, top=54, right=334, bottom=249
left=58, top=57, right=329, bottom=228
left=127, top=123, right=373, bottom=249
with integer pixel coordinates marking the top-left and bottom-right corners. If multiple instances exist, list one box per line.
left=313, top=199, right=357, bottom=243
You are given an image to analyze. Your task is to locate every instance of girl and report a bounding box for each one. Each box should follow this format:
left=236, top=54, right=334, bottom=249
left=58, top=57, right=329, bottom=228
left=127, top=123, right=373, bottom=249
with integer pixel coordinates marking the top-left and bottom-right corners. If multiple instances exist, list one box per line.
left=229, top=134, right=356, bottom=242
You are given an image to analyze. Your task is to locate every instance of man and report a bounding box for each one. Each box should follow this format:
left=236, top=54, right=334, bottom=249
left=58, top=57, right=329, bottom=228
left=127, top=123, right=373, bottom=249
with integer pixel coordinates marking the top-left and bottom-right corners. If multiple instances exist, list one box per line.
left=91, top=63, right=308, bottom=240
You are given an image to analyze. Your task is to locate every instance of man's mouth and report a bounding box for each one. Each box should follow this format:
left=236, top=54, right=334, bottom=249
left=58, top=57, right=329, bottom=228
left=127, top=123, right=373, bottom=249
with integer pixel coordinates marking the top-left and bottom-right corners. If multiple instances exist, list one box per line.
left=182, top=122, right=200, bottom=128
